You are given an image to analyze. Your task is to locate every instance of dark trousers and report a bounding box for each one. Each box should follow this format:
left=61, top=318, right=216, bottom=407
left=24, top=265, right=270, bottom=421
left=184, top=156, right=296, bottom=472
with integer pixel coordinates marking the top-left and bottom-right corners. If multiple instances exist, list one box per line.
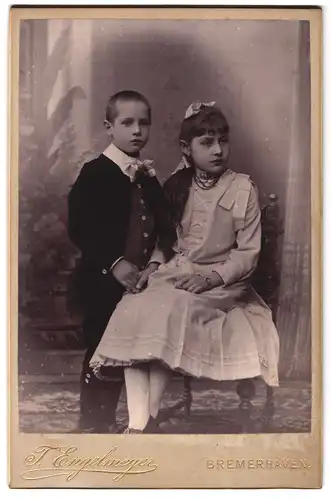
left=80, top=348, right=124, bottom=431
left=79, top=272, right=125, bottom=431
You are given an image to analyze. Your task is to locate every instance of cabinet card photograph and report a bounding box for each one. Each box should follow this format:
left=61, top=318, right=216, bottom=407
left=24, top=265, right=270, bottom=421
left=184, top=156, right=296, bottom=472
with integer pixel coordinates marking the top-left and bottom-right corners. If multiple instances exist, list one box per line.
left=8, top=6, right=322, bottom=489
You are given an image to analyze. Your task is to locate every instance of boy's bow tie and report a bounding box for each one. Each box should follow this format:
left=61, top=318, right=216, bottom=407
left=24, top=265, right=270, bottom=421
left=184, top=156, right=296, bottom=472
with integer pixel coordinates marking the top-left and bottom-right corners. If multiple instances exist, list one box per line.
left=128, top=159, right=156, bottom=182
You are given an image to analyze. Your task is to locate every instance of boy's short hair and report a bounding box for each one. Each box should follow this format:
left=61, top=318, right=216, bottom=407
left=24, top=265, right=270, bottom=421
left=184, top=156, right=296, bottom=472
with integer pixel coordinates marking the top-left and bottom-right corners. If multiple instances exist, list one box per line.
left=105, top=90, right=152, bottom=123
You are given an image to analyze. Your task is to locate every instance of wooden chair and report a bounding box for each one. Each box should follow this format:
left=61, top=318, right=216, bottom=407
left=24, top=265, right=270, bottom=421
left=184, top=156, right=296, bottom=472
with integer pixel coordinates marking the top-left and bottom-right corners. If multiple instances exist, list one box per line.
left=177, top=193, right=283, bottom=430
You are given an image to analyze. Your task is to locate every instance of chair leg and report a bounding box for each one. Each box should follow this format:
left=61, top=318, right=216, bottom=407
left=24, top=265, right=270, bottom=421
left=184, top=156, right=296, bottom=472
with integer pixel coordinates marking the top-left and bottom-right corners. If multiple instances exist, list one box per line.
left=236, top=378, right=255, bottom=432
left=183, top=376, right=192, bottom=419
left=262, top=385, right=275, bottom=427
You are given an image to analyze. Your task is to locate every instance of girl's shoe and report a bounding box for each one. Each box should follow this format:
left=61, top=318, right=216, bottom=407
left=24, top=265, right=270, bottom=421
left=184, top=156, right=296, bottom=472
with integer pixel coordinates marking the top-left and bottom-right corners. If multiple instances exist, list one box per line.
left=123, top=417, right=161, bottom=434
left=123, top=427, right=144, bottom=434
left=144, top=416, right=162, bottom=434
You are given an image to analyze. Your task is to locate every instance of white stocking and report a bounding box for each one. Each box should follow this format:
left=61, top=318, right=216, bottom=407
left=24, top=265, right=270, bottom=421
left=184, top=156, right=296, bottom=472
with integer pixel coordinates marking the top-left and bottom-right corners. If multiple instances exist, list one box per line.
left=124, top=365, right=150, bottom=430
left=149, top=362, right=171, bottom=419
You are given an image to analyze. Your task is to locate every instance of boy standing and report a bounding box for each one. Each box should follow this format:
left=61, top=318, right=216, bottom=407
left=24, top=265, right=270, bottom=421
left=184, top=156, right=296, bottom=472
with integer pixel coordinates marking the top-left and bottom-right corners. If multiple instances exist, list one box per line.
left=68, top=90, right=172, bottom=432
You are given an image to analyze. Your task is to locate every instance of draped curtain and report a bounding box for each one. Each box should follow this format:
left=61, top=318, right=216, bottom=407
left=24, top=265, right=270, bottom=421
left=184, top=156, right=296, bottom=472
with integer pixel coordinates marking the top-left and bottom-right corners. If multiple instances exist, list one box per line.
left=276, top=22, right=311, bottom=380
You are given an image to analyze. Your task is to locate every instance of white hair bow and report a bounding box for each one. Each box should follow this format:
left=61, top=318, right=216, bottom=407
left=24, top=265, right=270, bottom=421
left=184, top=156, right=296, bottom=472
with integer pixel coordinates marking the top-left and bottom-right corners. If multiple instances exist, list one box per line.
left=171, top=100, right=216, bottom=176
left=184, top=100, right=216, bottom=119
left=172, top=155, right=191, bottom=175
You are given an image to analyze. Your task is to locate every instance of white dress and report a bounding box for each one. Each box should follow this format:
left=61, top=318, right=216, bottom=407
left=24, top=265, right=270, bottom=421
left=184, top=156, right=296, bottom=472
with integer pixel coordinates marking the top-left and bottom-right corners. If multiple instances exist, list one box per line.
left=90, top=176, right=279, bottom=386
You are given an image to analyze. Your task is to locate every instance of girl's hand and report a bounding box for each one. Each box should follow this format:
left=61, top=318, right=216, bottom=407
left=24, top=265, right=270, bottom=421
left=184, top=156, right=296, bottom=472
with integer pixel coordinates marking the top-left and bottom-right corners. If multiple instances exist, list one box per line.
left=134, top=262, right=160, bottom=292
left=175, top=272, right=224, bottom=294
left=175, top=273, right=210, bottom=294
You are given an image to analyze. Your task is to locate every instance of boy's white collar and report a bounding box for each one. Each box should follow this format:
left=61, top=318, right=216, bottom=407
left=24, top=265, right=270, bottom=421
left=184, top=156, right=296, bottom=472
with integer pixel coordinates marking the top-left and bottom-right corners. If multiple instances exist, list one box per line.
left=103, top=143, right=140, bottom=180
left=103, top=143, right=156, bottom=181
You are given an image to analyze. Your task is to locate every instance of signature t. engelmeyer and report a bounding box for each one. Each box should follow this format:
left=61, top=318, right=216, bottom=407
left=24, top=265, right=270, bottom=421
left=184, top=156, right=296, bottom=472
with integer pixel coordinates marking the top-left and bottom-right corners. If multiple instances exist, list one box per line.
left=21, top=445, right=158, bottom=482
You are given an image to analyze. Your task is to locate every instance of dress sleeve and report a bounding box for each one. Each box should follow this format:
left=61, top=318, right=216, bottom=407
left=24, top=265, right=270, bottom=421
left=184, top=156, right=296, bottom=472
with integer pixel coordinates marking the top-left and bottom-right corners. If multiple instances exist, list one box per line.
left=212, top=184, right=261, bottom=286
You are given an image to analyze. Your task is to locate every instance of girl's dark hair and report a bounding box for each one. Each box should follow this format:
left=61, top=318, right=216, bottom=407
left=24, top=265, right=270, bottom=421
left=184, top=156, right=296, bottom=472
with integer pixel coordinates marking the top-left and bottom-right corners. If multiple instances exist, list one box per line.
left=179, top=105, right=229, bottom=144
left=163, top=167, right=195, bottom=232
left=163, top=106, right=230, bottom=239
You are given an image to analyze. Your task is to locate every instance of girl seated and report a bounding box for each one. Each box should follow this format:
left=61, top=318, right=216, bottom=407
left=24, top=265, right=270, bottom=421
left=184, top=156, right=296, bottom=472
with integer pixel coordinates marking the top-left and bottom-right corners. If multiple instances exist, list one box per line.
left=90, top=101, right=279, bottom=433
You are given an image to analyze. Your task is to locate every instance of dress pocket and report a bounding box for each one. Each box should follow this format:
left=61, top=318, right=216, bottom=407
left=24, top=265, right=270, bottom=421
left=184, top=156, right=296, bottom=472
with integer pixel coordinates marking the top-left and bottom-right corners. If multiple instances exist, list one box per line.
left=218, top=187, right=250, bottom=231
left=218, top=192, right=235, bottom=210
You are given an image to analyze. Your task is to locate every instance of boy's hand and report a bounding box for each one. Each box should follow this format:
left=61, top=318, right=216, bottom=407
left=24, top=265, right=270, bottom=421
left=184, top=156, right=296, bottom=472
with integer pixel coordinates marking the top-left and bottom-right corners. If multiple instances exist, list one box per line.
left=134, top=262, right=160, bottom=292
left=111, top=259, right=139, bottom=291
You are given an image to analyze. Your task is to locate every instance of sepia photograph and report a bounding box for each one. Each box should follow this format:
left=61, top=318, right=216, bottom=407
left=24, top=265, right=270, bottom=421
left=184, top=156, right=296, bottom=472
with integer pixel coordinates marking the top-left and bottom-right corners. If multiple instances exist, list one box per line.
left=9, top=6, right=322, bottom=489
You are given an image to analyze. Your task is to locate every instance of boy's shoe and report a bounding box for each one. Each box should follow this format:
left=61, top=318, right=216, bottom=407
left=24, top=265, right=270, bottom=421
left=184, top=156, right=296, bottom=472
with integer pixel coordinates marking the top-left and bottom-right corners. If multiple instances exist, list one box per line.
left=78, top=417, right=119, bottom=434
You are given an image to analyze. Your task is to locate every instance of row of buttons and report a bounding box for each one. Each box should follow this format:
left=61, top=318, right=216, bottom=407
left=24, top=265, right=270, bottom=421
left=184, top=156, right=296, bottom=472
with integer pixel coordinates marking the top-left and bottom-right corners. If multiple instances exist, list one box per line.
left=141, top=192, right=149, bottom=252
left=140, top=193, right=147, bottom=239
left=139, top=190, right=148, bottom=238
left=101, top=188, right=149, bottom=275
left=142, top=189, right=149, bottom=253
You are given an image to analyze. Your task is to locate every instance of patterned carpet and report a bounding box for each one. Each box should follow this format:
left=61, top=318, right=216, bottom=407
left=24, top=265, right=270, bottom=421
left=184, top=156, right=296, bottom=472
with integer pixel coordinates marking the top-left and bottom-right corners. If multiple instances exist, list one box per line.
left=18, top=377, right=311, bottom=434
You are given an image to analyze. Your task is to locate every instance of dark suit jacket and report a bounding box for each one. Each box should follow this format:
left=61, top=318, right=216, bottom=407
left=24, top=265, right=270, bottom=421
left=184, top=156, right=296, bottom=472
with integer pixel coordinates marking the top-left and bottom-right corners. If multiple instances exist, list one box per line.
left=67, top=154, right=167, bottom=348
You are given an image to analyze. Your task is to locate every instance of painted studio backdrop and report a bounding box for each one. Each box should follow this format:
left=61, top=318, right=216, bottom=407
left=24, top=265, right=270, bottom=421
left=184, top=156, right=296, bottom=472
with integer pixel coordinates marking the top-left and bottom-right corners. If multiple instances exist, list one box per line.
left=19, top=19, right=311, bottom=383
